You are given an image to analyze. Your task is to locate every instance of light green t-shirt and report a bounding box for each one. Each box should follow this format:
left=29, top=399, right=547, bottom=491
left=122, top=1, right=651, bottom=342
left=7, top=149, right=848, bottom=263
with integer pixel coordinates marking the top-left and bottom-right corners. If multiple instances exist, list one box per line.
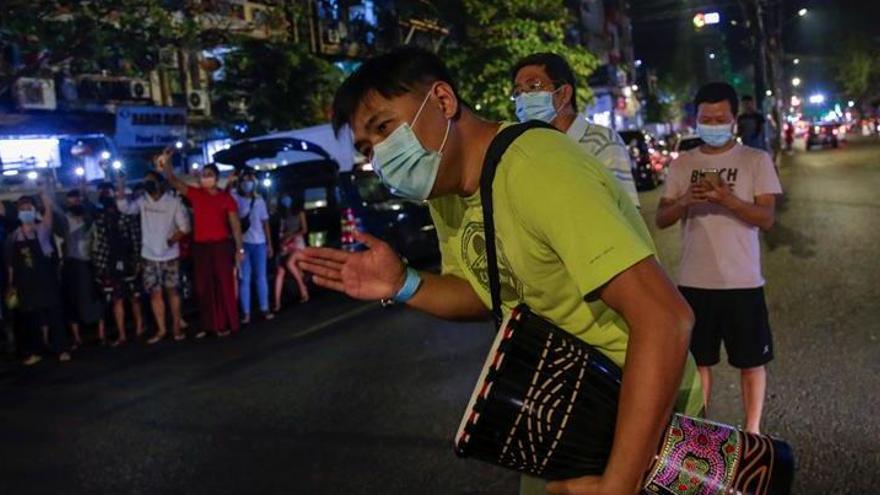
left=429, top=125, right=703, bottom=414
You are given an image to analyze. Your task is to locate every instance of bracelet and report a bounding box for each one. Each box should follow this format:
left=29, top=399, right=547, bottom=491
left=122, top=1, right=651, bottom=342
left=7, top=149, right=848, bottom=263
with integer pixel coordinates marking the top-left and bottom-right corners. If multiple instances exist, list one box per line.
left=392, top=266, right=422, bottom=304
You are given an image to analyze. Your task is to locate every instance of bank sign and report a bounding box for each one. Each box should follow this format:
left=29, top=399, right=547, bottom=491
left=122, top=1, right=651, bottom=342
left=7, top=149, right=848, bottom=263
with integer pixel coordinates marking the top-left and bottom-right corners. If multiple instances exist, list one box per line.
left=115, top=105, right=186, bottom=148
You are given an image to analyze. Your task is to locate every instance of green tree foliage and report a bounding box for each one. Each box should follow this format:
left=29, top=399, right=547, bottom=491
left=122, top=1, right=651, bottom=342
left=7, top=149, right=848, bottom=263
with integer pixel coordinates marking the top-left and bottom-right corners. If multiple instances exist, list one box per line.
left=834, top=37, right=879, bottom=104
left=0, top=0, right=208, bottom=80
left=211, top=38, right=344, bottom=136
left=438, top=0, right=599, bottom=120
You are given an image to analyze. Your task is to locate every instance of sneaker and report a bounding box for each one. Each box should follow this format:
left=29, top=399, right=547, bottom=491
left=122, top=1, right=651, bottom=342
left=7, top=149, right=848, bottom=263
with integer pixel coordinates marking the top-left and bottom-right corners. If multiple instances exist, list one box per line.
left=22, top=355, right=42, bottom=366
left=262, top=312, right=275, bottom=321
left=147, top=333, right=166, bottom=345
left=241, top=314, right=251, bottom=325
left=194, top=331, right=207, bottom=339
left=58, top=352, right=72, bottom=363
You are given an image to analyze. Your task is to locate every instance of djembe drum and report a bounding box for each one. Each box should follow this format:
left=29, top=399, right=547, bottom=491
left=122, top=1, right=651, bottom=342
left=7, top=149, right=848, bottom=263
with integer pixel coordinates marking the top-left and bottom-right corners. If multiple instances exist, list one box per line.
left=455, top=305, right=794, bottom=494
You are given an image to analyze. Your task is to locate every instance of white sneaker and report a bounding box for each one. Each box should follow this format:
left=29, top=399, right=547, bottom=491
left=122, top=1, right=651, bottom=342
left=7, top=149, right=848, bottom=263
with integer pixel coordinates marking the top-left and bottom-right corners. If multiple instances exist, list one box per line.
left=22, top=355, right=42, bottom=366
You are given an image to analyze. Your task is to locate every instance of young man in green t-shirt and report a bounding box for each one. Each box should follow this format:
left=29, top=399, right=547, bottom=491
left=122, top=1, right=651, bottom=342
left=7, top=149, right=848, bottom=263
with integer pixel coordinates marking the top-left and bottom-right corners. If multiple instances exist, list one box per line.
left=296, top=48, right=701, bottom=495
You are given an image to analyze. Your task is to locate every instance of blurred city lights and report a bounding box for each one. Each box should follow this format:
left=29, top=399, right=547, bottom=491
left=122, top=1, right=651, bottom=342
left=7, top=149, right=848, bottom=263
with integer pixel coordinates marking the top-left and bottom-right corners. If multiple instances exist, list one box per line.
left=262, top=178, right=272, bottom=188
left=112, top=160, right=123, bottom=170
left=75, top=166, right=85, bottom=177
left=693, top=12, right=720, bottom=28
left=175, top=140, right=184, bottom=149
left=808, top=93, right=826, bottom=105
left=26, top=171, right=38, bottom=180
left=848, top=101, right=855, bottom=108
left=631, top=85, right=639, bottom=92
left=798, top=8, right=808, bottom=17
left=766, top=90, right=773, bottom=97
left=709, top=53, right=716, bottom=60
left=793, top=58, right=800, bottom=65
left=791, top=77, right=801, bottom=87
left=100, top=150, right=111, bottom=160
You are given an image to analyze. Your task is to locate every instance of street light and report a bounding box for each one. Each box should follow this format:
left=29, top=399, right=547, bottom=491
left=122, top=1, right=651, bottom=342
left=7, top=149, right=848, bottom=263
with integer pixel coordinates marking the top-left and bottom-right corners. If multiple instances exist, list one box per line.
left=793, top=58, right=800, bottom=65
left=631, top=84, right=639, bottom=92
left=792, top=77, right=802, bottom=87
left=709, top=53, right=716, bottom=60
left=848, top=101, right=856, bottom=108
left=798, top=8, right=808, bottom=17
left=766, top=90, right=773, bottom=97
left=808, top=93, right=825, bottom=105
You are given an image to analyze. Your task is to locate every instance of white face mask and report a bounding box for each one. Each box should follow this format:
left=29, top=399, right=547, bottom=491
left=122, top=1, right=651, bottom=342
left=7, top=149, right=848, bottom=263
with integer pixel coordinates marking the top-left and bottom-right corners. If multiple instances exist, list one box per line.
left=371, top=89, right=450, bottom=200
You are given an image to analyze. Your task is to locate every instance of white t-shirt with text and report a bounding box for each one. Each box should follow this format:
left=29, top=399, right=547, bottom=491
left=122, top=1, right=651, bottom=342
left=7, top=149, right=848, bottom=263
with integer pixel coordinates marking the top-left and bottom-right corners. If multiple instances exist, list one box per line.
left=662, top=143, right=782, bottom=289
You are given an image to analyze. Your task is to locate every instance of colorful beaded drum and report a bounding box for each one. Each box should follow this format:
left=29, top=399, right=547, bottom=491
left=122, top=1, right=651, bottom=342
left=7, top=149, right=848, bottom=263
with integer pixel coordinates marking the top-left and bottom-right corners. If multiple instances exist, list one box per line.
left=454, top=306, right=794, bottom=494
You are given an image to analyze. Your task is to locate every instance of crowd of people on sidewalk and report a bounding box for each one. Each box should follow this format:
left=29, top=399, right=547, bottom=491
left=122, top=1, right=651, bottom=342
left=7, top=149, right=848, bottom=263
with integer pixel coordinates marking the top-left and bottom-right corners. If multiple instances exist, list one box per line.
left=0, top=152, right=312, bottom=366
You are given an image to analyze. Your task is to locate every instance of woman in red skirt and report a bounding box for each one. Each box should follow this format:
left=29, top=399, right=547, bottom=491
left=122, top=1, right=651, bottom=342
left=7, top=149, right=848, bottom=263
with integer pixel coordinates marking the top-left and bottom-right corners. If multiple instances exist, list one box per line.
left=159, top=150, right=243, bottom=337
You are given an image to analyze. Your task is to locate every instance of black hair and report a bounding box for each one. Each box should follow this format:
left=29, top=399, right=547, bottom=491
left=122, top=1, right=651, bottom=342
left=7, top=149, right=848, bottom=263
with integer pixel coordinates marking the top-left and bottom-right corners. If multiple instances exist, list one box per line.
left=144, top=170, right=163, bottom=182
left=202, top=163, right=220, bottom=176
left=694, top=82, right=739, bottom=116
left=97, top=181, right=114, bottom=192
left=240, top=167, right=256, bottom=179
left=331, top=47, right=462, bottom=135
left=66, top=189, right=82, bottom=198
left=511, top=53, right=579, bottom=113
left=741, top=95, right=754, bottom=102
left=16, top=195, right=34, bottom=206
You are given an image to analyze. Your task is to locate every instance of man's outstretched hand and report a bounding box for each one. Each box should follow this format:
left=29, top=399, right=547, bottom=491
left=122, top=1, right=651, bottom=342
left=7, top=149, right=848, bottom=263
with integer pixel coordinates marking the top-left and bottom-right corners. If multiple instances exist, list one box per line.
left=295, top=231, right=405, bottom=301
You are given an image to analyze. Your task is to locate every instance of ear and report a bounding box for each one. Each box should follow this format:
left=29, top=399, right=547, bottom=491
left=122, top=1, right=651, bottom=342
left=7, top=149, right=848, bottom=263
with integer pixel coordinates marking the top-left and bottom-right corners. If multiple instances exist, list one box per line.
left=557, top=84, right=575, bottom=111
left=431, top=81, right=459, bottom=120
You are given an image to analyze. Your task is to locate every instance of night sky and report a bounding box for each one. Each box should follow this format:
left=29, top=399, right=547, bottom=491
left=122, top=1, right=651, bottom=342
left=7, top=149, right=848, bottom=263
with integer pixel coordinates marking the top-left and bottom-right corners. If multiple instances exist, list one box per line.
left=630, top=0, right=880, bottom=99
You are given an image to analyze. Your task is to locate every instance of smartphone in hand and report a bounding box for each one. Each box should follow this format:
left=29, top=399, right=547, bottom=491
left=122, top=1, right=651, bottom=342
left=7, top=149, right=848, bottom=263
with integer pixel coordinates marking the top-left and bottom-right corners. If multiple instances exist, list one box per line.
left=700, top=168, right=721, bottom=188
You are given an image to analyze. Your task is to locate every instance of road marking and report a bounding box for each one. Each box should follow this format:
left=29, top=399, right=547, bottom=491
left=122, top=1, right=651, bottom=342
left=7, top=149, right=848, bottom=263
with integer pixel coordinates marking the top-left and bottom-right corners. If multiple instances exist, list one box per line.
left=286, top=302, right=379, bottom=340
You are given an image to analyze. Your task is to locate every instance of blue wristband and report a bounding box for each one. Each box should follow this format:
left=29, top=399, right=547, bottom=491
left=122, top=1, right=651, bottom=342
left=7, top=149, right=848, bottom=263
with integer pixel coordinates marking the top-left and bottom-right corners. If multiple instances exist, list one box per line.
left=393, top=266, right=422, bottom=303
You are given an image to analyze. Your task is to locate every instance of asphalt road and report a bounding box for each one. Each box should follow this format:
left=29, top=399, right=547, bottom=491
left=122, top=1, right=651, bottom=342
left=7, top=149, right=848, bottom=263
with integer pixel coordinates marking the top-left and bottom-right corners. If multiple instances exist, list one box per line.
left=1, top=137, right=878, bottom=494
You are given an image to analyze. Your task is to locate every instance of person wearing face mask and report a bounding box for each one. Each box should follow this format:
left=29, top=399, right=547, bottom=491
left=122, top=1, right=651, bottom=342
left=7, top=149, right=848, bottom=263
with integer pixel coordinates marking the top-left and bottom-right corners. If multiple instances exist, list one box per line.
left=161, top=150, right=243, bottom=338
left=117, top=170, right=190, bottom=343
left=5, top=183, right=71, bottom=365
left=53, top=187, right=105, bottom=347
left=510, top=53, right=641, bottom=208
left=656, top=82, right=783, bottom=434
left=91, top=182, right=144, bottom=346
left=297, top=48, right=703, bottom=495
left=272, top=194, right=309, bottom=311
left=226, top=168, right=274, bottom=323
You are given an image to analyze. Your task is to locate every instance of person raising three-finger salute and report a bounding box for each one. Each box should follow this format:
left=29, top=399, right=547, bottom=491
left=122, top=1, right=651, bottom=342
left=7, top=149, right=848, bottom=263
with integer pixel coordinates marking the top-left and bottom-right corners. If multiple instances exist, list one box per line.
left=158, top=149, right=243, bottom=338
left=298, top=48, right=703, bottom=495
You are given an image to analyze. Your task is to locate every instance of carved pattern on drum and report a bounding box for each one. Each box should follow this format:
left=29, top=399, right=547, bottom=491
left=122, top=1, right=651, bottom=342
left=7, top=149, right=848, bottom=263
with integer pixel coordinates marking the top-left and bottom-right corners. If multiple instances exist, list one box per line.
left=497, top=332, right=589, bottom=476
left=646, top=416, right=741, bottom=495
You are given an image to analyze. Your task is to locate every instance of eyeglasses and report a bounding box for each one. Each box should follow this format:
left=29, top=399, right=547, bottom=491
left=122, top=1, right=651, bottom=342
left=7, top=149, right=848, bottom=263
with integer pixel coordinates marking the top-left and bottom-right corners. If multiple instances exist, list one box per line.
left=510, top=79, right=560, bottom=100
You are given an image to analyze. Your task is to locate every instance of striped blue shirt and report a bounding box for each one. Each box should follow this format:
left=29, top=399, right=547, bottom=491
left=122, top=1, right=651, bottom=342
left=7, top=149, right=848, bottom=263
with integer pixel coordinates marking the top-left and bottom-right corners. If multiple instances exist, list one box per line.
left=566, top=116, right=641, bottom=208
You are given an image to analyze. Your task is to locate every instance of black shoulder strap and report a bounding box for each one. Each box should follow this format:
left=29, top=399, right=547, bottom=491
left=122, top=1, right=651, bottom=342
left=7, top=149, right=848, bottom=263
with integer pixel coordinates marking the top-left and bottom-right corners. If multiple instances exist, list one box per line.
left=480, top=121, right=556, bottom=329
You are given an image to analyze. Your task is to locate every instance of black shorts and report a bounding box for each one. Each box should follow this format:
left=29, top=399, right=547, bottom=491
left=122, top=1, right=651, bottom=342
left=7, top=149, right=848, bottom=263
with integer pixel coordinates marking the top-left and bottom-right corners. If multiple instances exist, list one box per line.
left=679, top=286, right=774, bottom=369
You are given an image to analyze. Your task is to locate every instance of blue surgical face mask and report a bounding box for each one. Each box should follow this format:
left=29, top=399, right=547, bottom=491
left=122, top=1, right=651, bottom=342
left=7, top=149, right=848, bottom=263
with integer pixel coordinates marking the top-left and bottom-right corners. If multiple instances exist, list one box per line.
left=371, top=89, right=450, bottom=200
left=514, top=89, right=561, bottom=123
left=241, top=180, right=255, bottom=193
left=280, top=196, right=293, bottom=208
left=697, top=122, right=735, bottom=147
left=18, top=210, right=36, bottom=224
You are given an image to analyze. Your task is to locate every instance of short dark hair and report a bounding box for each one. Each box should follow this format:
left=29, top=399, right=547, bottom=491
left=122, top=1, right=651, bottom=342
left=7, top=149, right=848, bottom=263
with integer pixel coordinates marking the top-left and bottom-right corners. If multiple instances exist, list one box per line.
left=511, top=53, right=579, bottom=113
left=694, top=82, right=739, bottom=116
left=741, top=95, right=754, bottom=102
left=144, top=170, right=162, bottom=182
left=202, top=163, right=220, bottom=176
left=331, top=47, right=461, bottom=135
left=66, top=189, right=81, bottom=198
left=17, top=195, right=33, bottom=207
left=240, top=167, right=256, bottom=179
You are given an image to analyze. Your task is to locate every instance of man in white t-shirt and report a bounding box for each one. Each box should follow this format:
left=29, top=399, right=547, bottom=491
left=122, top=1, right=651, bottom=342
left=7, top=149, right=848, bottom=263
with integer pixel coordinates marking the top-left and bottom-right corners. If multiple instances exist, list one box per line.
left=656, top=82, right=783, bottom=434
left=117, top=170, right=190, bottom=344
left=510, top=53, right=641, bottom=208
left=229, top=168, right=274, bottom=323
